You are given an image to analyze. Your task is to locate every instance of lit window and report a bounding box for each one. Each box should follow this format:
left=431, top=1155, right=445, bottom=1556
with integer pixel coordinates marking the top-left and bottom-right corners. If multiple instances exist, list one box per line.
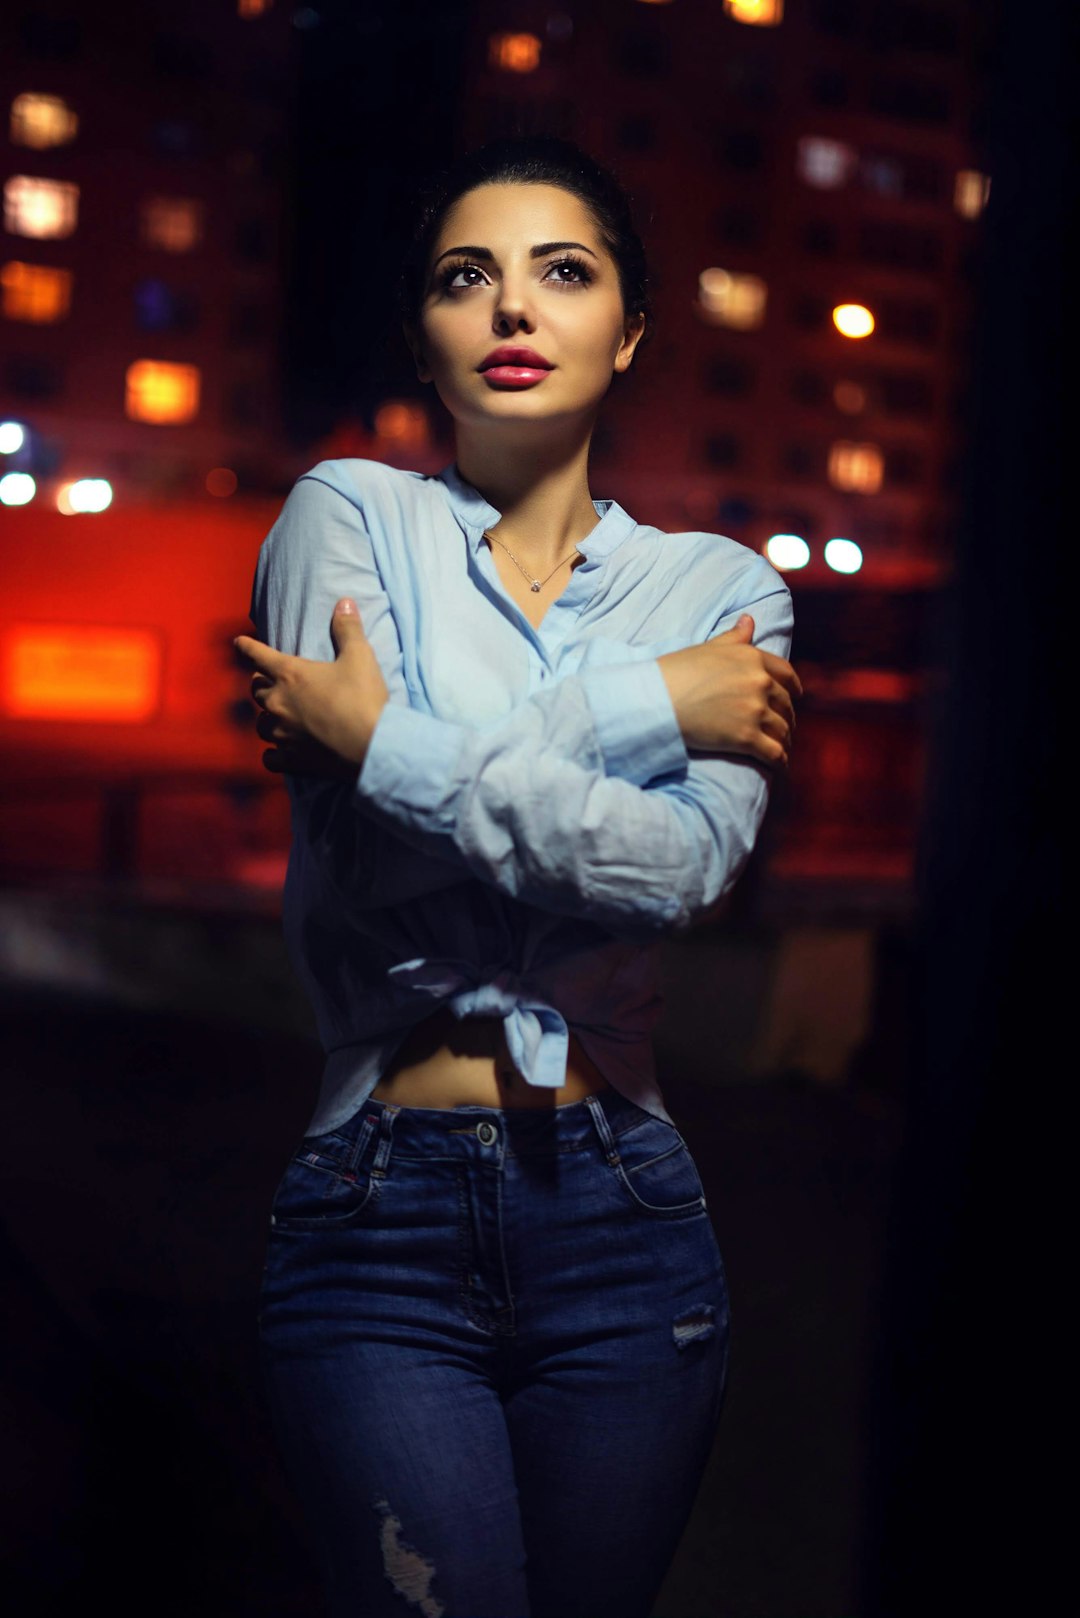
left=125, top=360, right=200, bottom=424
left=833, top=303, right=875, bottom=339
left=140, top=195, right=204, bottom=252
left=488, top=33, right=542, bottom=72
left=3, top=176, right=79, bottom=239
left=1, top=624, right=161, bottom=722
left=828, top=441, right=883, bottom=493
left=1, top=261, right=73, bottom=323
left=723, top=0, right=784, bottom=24
left=954, top=169, right=991, bottom=220
left=374, top=400, right=430, bottom=450
left=10, top=92, right=79, bottom=149
left=797, top=136, right=856, bottom=189
left=238, top=0, right=273, bottom=15
left=696, top=267, right=766, bottom=330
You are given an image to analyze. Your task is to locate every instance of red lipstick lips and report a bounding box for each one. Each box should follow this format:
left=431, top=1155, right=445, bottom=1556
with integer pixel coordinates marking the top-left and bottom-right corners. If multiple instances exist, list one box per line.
left=478, top=345, right=555, bottom=389
left=479, top=345, right=553, bottom=371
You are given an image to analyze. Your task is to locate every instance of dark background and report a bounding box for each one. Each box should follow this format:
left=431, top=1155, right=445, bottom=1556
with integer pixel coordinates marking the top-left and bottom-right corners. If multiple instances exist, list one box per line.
left=1, top=1, right=1072, bottom=1613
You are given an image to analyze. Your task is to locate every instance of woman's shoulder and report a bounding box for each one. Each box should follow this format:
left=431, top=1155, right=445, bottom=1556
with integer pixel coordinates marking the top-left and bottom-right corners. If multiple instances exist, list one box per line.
left=643, top=520, right=788, bottom=595
left=295, top=456, right=427, bottom=502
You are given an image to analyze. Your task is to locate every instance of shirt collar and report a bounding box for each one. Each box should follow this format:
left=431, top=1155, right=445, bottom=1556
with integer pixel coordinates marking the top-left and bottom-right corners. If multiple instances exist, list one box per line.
left=433, top=458, right=639, bottom=561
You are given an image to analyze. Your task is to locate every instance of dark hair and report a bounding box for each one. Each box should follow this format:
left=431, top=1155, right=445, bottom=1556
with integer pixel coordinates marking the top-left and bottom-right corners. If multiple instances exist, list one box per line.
left=396, top=134, right=655, bottom=374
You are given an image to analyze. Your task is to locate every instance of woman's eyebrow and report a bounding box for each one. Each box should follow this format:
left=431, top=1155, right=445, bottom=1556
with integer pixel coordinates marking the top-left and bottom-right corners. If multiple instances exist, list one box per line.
left=432, top=240, right=599, bottom=268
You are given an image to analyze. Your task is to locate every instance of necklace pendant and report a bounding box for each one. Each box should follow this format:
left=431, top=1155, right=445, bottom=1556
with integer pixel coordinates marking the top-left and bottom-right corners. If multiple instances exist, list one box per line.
left=530, top=580, right=541, bottom=592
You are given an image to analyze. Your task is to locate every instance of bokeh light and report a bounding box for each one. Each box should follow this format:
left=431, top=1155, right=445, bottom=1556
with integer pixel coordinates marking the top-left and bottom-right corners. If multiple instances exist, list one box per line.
left=0, top=471, right=36, bottom=504
left=833, top=303, right=875, bottom=339
left=57, top=479, right=113, bottom=514
left=765, top=533, right=810, bottom=570
left=206, top=467, right=238, bottom=497
left=824, top=537, right=864, bottom=574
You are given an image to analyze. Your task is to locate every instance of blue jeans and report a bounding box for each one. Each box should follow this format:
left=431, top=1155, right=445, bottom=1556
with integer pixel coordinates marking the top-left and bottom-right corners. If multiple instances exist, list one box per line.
left=258, top=1085, right=731, bottom=1618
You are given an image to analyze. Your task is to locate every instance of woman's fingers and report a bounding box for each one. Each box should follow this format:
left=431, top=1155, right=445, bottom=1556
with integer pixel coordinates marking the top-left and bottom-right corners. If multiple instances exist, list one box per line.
left=255, top=709, right=278, bottom=742
left=250, top=671, right=274, bottom=707
left=760, top=650, right=803, bottom=698
left=759, top=705, right=791, bottom=748
left=766, top=679, right=797, bottom=737
left=748, top=730, right=789, bottom=768
left=234, top=634, right=287, bottom=677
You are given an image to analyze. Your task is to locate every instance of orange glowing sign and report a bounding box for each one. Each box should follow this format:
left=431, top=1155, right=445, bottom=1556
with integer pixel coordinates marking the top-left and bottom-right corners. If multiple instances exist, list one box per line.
left=1, top=624, right=163, bottom=721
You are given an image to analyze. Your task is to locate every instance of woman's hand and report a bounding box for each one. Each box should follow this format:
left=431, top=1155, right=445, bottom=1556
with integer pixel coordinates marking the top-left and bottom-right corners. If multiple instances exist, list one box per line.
left=657, top=615, right=802, bottom=768
left=233, top=598, right=390, bottom=781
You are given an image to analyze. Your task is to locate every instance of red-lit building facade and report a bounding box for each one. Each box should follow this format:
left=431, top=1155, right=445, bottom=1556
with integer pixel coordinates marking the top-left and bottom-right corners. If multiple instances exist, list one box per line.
left=0, top=1, right=305, bottom=890
left=1, top=0, right=992, bottom=910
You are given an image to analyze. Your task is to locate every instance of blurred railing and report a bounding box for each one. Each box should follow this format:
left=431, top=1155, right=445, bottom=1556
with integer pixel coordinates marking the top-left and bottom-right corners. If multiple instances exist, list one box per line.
left=0, top=770, right=290, bottom=899
left=1, top=692, right=926, bottom=915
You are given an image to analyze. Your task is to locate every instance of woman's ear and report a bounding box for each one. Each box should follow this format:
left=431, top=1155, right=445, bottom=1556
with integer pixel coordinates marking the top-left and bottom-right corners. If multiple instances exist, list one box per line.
left=403, top=322, right=432, bottom=384
left=615, top=311, right=646, bottom=374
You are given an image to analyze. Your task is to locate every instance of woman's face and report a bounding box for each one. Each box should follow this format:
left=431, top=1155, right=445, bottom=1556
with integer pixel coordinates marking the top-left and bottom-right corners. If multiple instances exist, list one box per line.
left=406, top=182, right=645, bottom=435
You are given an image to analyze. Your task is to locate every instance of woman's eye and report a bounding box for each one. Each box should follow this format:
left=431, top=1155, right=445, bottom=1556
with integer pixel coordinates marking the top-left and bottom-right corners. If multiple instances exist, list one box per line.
left=441, top=258, right=588, bottom=290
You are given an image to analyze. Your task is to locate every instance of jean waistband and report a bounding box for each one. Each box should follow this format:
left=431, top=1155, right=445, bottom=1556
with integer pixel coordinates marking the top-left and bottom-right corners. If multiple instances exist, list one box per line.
left=356, top=1082, right=657, bottom=1160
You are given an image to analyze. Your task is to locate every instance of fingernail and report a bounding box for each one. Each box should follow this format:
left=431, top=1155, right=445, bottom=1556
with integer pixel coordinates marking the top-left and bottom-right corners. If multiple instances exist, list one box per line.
left=336, top=598, right=356, bottom=615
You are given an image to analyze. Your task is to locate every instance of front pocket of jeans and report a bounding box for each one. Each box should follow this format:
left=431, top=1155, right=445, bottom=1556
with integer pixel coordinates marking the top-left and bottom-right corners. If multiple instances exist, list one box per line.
left=269, top=1141, right=382, bottom=1231
left=607, top=1125, right=708, bottom=1220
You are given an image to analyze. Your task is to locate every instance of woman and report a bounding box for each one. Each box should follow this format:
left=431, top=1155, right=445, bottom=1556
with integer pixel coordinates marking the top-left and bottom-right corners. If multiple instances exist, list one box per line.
left=236, top=136, right=799, bottom=1618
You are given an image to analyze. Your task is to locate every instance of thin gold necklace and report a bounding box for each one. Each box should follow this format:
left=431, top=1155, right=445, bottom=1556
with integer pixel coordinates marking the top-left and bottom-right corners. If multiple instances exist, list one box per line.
left=483, top=529, right=582, bottom=593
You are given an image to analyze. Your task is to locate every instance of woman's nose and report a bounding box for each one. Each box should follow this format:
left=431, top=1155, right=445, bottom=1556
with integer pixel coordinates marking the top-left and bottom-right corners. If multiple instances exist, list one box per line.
left=492, top=287, right=536, bottom=331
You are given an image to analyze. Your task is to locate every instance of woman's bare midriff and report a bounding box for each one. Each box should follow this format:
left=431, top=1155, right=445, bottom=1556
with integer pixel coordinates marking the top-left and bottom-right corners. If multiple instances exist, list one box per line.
left=370, top=1005, right=614, bottom=1109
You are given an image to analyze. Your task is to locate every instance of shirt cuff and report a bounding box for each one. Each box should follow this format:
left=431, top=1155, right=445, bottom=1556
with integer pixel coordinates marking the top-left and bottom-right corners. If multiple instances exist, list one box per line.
left=354, top=702, right=463, bottom=833
left=578, top=659, right=688, bottom=786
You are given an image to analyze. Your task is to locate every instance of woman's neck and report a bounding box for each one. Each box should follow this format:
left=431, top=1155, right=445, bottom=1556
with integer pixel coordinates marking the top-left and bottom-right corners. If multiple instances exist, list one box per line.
left=454, top=434, right=601, bottom=572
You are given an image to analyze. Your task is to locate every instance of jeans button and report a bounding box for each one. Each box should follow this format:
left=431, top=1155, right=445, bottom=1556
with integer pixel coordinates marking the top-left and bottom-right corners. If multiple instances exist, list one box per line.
left=476, top=1120, right=497, bottom=1145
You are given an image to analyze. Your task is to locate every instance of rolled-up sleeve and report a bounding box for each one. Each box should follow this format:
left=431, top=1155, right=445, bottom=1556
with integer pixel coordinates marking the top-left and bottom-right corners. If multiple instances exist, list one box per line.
left=577, top=657, right=688, bottom=786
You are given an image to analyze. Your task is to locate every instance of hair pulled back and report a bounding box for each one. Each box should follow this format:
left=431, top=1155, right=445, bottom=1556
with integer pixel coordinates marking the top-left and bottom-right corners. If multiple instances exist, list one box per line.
left=396, top=134, right=655, bottom=374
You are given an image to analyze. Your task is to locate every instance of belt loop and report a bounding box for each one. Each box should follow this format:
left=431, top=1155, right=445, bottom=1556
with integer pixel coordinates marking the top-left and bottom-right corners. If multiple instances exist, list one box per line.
left=345, top=1111, right=378, bottom=1177
left=371, top=1103, right=398, bottom=1177
left=583, top=1090, right=621, bottom=1164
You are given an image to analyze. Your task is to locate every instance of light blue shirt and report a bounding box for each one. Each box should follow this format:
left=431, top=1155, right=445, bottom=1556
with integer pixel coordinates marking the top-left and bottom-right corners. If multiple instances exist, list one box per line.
left=249, top=457, right=793, bottom=1135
